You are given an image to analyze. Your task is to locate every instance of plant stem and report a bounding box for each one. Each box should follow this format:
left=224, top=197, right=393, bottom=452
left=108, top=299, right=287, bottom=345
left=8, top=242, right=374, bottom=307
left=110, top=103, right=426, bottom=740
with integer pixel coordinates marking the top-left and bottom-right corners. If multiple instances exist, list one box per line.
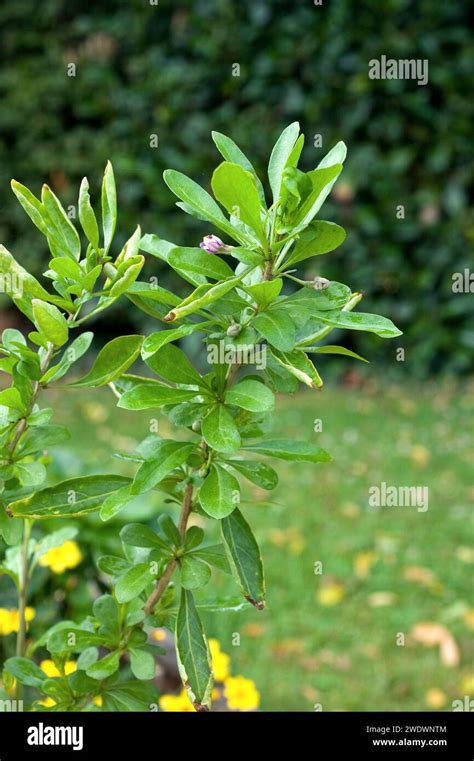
left=16, top=520, right=32, bottom=659
left=144, top=482, right=194, bottom=615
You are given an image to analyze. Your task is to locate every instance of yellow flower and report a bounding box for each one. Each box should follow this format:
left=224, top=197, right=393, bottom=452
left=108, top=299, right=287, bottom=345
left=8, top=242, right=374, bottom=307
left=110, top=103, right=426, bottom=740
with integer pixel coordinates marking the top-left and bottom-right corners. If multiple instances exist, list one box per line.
left=462, top=609, right=474, bottom=631
left=354, top=551, right=377, bottom=579
left=40, top=659, right=77, bottom=678
left=39, top=541, right=82, bottom=574
left=208, top=638, right=230, bottom=682
left=460, top=675, right=474, bottom=694
left=151, top=628, right=167, bottom=642
left=159, top=690, right=195, bottom=712
left=224, top=676, right=260, bottom=711
left=0, top=607, right=35, bottom=636
left=92, top=696, right=103, bottom=707
left=38, top=697, right=57, bottom=708
left=317, top=582, right=345, bottom=606
left=425, top=688, right=447, bottom=709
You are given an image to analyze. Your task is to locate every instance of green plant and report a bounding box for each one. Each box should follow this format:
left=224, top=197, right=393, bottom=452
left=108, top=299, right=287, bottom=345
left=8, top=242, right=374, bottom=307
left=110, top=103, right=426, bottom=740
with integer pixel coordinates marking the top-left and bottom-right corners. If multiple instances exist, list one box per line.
left=0, top=123, right=400, bottom=711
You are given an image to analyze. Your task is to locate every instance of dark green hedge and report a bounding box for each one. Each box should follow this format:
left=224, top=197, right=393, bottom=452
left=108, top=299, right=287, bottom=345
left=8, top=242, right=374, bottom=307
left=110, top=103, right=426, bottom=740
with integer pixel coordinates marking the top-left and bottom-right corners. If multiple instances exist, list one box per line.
left=0, top=0, right=472, bottom=375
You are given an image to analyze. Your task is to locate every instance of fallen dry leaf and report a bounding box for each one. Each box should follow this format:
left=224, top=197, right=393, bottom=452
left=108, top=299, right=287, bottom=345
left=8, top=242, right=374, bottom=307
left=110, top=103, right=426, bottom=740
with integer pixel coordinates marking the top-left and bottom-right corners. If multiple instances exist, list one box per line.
left=410, top=622, right=460, bottom=667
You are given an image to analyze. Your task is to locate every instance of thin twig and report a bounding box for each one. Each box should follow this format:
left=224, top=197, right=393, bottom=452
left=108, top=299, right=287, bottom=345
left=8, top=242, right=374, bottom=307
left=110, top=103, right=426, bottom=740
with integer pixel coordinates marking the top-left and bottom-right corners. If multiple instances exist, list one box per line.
left=143, top=482, right=194, bottom=615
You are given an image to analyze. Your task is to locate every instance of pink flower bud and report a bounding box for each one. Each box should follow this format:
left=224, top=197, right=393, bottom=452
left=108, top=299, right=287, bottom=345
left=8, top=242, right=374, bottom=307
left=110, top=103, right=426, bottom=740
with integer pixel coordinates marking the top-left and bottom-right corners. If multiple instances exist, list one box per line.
left=199, top=234, right=225, bottom=253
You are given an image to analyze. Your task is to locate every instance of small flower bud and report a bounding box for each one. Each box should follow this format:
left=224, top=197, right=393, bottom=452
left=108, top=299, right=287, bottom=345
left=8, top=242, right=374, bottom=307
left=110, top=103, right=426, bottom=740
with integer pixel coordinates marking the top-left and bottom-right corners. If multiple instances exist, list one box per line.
left=199, top=234, right=226, bottom=253
left=312, top=277, right=331, bottom=290
left=191, top=420, right=201, bottom=432
left=226, top=322, right=241, bottom=337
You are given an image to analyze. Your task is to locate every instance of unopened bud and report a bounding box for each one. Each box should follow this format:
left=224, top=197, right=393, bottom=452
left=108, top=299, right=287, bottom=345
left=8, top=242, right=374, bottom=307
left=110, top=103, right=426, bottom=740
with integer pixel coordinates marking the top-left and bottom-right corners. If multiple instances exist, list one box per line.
left=191, top=420, right=201, bottom=432
left=199, top=234, right=228, bottom=254
left=312, top=277, right=331, bottom=290
left=226, top=322, right=241, bottom=337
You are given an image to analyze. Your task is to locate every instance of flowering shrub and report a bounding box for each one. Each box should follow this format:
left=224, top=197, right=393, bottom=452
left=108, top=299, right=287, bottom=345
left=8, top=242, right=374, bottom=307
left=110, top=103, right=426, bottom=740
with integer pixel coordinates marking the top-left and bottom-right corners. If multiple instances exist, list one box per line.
left=0, top=124, right=400, bottom=711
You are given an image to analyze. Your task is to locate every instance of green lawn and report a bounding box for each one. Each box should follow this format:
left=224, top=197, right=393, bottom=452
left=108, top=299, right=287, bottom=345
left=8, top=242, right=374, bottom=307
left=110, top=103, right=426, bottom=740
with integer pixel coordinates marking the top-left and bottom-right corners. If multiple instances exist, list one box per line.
left=32, top=379, right=474, bottom=711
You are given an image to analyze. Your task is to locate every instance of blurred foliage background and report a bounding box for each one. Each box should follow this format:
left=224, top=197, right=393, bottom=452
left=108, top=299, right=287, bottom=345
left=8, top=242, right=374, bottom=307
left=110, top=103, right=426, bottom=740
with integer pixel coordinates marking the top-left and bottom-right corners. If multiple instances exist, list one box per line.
left=0, top=0, right=472, bottom=376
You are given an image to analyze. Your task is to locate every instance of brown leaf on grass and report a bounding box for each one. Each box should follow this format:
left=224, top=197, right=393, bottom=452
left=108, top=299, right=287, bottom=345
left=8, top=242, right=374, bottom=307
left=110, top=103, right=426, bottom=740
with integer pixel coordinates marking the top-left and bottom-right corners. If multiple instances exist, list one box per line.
left=403, top=565, right=438, bottom=588
left=270, top=639, right=305, bottom=659
left=242, top=622, right=265, bottom=638
left=410, top=622, right=460, bottom=667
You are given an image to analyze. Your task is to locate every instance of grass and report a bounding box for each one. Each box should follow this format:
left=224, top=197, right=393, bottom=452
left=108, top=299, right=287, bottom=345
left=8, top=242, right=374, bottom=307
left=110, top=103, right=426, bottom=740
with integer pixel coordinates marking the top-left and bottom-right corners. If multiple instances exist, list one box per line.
left=5, top=377, right=474, bottom=711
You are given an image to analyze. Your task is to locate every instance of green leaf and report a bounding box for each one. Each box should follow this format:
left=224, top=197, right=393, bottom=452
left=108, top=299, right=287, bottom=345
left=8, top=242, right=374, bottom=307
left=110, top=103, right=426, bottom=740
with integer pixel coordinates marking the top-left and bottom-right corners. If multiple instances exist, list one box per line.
left=211, top=130, right=266, bottom=205
left=117, top=383, right=200, bottom=410
left=311, top=310, right=402, bottom=338
left=293, top=165, right=343, bottom=231
left=131, top=441, right=195, bottom=494
left=223, top=459, right=279, bottom=491
left=0, top=387, right=25, bottom=412
left=140, top=235, right=206, bottom=287
left=18, top=424, right=71, bottom=457
left=201, top=405, right=241, bottom=453
left=175, top=589, right=213, bottom=709
left=11, top=180, right=49, bottom=236
left=93, top=594, right=119, bottom=627
left=244, top=278, right=282, bottom=308
left=317, top=140, right=347, bottom=169
left=211, top=162, right=266, bottom=242
left=169, top=247, right=234, bottom=281
left=78, top=177, right=100, bottom=250
left=109, top=255, right=144, bottom=298
left=4, top=657, right=46, bottom=688
left=253, top=309, right=296, bottom=351
left=86, top=651, right=120, bottom=680
left=120, top=523, right=169, bottom=551
left=145, top=343, right=203, bottom=387
left=129, top=648, right=156, bottom=680
left=142, top=324, right=201, bottom=360
left=268, top=122, right=300, bottom=203
left=184, top=526, right=204, bottom=551
left=101, top=680, right=156, bottom=712
left=191, top=544, right=231, bottom=574
left=180, top=555, right=212, bottom=590
left=115, top=563, right=155, bottom=603
left=225, top=378, right=275, bottom=412
left=199, top=464, right=240, bottom=519
left=158, top=514, right=181, bottom=546
left=270, top=348, right=323, bottom=388
left=242, top=439, right=332, bottom=463
left=221, top=508, right=265, bottom=609
left=13, top=462, right=47, bottom=487
left=41, top=184, right=81, bottom=261
left=48, top=627, right=105, bottom=654
left=72, top=335, right=143, bottom=387
left=0, top=245, right=68, bottom=322
left=286, top=221, right=346, bottom=265
left=164, top=274, right=246, bottom=322
left=307, top=345, right=369, bottom=363
left=9, top=475, right=131, bottom=518
left=32, top=299, right=68, bottom=347
left=280, top=282, right=352, bottom=318
left=163, top=169, right=236, bottom=241
left=40, top=332, right=94, bottom=384
left=101, top=161, right=117, bottom=254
